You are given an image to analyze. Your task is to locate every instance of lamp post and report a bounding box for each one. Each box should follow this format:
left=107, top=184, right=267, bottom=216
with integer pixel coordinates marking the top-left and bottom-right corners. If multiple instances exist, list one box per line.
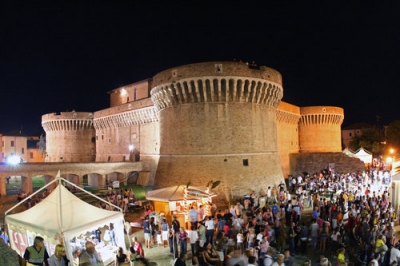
left=390, top=148, right=396, bottom=176
left=129, top=144, right=134, bottom=161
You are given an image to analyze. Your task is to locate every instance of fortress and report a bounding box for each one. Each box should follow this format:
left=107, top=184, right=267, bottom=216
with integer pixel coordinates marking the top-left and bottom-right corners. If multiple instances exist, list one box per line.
left=42, top=61, right=364, bottom=200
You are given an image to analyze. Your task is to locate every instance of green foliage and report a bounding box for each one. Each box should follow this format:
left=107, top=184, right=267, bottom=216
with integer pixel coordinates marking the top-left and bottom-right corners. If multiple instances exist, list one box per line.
left=386, top=120, right=400, bottom=151
left=348, top=126, right=384, bottom=155
left=211, top=180, right=220, bottom=189
left=206, top=180, right=221, bottom=189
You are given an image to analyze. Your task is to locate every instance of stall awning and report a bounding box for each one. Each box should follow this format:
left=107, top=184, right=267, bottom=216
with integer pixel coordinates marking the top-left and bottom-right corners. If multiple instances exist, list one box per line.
left=146, top=185, right=216, bottom=202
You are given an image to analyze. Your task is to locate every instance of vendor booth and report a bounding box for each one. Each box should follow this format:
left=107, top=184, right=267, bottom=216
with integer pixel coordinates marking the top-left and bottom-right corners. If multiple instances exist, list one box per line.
left=5, top=175, right=127, bottom=266
left=146, top=185, right=217, bottom=228
left=354, top=147, right=373, bottom=165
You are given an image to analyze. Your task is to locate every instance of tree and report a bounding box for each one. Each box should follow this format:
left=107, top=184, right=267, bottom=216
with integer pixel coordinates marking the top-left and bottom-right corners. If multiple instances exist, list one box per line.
left=385, top=120, right=400, bottom=152
left=348, top=126, right=384, bottom=156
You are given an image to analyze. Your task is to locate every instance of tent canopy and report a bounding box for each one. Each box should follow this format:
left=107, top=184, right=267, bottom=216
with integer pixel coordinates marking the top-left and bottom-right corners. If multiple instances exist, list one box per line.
left=343, top=147, right=355, bottom=157
left=146, top=185, right=216, bottom=202
left=5, top=176, right=126, bottom=264
left=354, top=147, right=373, bottom=164
left=6, top=184, right=123, bottom=238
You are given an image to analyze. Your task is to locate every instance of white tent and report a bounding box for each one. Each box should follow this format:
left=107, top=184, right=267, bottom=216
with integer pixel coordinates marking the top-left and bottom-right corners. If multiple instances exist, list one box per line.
left=5, top=176, right=126, bottom=265
left=343, top=147, right=355, bottom=157
left=354, top=147, right=373, bottom=164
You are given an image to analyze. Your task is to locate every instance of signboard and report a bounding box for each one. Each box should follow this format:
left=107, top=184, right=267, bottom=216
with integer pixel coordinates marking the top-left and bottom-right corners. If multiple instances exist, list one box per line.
left=10, top=230, right=28, bottom=255
left=329, top=163, right=335, bottom=173
left=113, top=181, right=120, bottom=189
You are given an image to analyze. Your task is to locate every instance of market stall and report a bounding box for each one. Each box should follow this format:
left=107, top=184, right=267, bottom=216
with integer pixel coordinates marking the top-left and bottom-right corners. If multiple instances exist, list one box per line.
left=5, top=175, right=127, bottom=266
left=146, top=185, right=217, bottom=228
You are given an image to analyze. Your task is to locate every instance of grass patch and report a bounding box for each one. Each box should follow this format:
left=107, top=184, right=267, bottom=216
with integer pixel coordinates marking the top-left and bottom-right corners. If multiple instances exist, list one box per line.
left=120, top=185, right=149, bottom=200
left=32, top=176, right=45, bottom=188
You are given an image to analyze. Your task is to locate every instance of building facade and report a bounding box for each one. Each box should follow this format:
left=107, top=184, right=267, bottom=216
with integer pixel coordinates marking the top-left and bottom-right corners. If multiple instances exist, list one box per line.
left=0, top=134, right=45, bottom=163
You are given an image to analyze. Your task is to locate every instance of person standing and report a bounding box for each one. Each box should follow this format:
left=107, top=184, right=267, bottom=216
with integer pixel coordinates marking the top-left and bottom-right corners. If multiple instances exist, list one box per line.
left=49, top=244, right=69, bottom=266
left=178, top=227, right=188, bottom=256
left=288, top=222, right=297, bottom=256
left=108, top=223, right=117, bottom=246
left=161, top=218, right=169, bottom=248
left=188, top=206, right=199, bottom=228
left=24, top=236, right=50, bottom=266
left=204, top=216, right=215, bottom=244
left=188, top=224, right=198, bottom=258
left=199, top=205, right=205, bottom=221
left=198, top=221, right=207, bottom=248
left=172, top=216, right=181, bottom=256
left=143, top=216, right=151, bottom=248
left=0, top=229, right=9, bottom=246
left=309, top=218, right=319, bottom=251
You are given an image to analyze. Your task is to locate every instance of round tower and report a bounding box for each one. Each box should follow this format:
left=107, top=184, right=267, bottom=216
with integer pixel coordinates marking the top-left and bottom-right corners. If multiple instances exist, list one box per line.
left=42, top=112, right=95, bottom=162
left=298, top=106, right=344, bottom=153
left=150, top=61, right=284, bottom=198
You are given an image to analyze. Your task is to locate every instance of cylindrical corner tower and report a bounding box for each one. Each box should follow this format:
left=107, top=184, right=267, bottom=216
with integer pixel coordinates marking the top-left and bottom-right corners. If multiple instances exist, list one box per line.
left=42, top=112, right=95, bottom=162
left=298, top=106, right=344, bottom=153
left=150, top=61, right=284, bottom=198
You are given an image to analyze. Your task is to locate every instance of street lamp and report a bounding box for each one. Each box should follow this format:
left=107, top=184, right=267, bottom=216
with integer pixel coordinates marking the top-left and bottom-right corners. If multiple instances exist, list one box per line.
left=129, top=144, right=134, bottom=161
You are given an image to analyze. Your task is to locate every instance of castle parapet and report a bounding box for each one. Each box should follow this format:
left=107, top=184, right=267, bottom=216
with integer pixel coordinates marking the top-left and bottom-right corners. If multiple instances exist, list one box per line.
left=42, top=112, right=95, bottom=162
left=42, top=112, right=94, bottom=131
left=298, top=106, right=344, bottom=153
left=93, top=106, right=158, bottom=130
left=151, top=62, right=283, bottom=111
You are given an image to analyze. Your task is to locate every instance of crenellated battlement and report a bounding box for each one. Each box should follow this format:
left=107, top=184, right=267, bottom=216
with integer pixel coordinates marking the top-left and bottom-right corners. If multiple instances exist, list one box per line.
left=298, top=106, right=344, bottom=153
left=151, top=77, right=283, bottom=111
left=93, top=106, right=158, bottom=130
left=299, top=113, right=343, bottom=125
left=276, top=109, right=301, bottom=124
left=41, top=112, right=94, bottom=131
left=299, top=106, right=344, bottom=125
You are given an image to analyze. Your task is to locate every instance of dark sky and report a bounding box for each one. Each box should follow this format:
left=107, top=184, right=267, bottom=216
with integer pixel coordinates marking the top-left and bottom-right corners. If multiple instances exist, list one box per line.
left=1, top=2, right=400, bottom=134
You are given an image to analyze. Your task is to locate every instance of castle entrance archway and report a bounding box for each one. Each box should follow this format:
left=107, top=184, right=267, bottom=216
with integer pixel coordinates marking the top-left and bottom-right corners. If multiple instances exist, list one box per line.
left=63, top=174, right=79, bottom=188
left=106, top=172, right=125, bottom=187
left=5, top=175, right=23, bottom=196
left=127, top=171, right=139, bottom=185
left=87, top=173, right=104, bottom=188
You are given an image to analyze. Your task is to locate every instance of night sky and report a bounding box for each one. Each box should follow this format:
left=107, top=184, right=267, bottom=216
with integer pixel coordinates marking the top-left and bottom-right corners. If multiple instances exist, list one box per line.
left=1, top=2, right=400, bottom=135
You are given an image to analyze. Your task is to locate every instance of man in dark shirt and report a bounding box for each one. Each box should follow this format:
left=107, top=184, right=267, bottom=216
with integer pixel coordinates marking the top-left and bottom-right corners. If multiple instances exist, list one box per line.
left=174, top=253, right=187, bottom=266
left=171, top=216, right=181, bottom=256
left=143, top=216, right=151, bottom=248
left=23, top=236, right=49, bottom=266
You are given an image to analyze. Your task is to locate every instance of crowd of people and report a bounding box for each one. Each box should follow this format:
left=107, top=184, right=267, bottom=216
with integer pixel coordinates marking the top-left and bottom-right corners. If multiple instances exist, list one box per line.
left=136, top=168, right=400, bottom=266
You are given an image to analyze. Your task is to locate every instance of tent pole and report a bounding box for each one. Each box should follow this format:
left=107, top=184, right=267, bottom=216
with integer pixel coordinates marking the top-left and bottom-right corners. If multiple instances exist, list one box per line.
left=60, top=178, right=123, bottom=213
left=58, top=177, right=64, bottom=234
left=4, top=178, right=58, bottom=216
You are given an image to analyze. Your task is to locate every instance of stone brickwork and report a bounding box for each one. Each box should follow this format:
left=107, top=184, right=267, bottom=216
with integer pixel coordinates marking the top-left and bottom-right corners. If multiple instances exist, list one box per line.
left=152, top=62, right=285, bottom=198
left=298, top=106, right=344, bottom=153
left=42, top=112, right=95, bottom=162
left=276, top=102, right=301, bottom=178
left=290, top=152, right=366, bottom=176
left=40, top=61, right=359, bottom=202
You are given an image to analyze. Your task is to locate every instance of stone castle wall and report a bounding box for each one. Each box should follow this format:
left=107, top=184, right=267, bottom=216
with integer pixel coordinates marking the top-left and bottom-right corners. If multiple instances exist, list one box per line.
left=151, top=62, right=285, bottom=197
left=298, top=106, right=344, bottom=153
left=41, top=61, right=355, bottom=201
left=290, top=152, right=366, bottom=176
left=42, top=112, right=95, bottom=162
left=276, top=101, right=301, bottom=178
